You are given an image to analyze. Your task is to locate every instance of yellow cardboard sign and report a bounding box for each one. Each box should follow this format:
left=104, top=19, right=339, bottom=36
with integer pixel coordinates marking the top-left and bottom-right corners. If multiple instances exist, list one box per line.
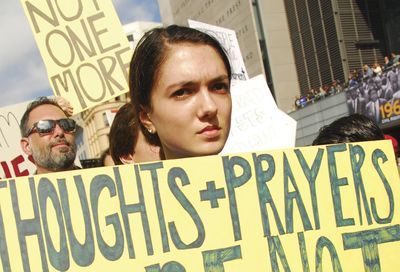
left=1, top=141, right=399, bottom=271
left=20, top=0, right=132, bottom=113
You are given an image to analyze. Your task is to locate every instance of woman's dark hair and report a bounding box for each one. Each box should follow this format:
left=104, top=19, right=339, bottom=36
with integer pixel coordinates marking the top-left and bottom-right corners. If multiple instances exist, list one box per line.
left=312, top=114, right=385, bottom=145
left=109, top=103, right=139, bottom=164
left=129, top=25, right=232, bottom=146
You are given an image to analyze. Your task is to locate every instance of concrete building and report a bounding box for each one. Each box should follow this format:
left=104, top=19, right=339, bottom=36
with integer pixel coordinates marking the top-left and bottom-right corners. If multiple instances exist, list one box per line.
left=79, top=21, right=161, bottom=159
left=284, top=0, right=388, bottom=95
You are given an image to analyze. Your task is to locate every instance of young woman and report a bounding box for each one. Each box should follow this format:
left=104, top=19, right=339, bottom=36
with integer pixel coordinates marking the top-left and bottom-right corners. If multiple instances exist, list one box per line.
left=129, top=25, right=232, bottom=160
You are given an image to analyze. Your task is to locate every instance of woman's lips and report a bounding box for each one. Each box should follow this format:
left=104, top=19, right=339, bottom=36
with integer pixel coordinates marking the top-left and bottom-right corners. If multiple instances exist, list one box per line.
left=198, top=125, right=221, bottom=138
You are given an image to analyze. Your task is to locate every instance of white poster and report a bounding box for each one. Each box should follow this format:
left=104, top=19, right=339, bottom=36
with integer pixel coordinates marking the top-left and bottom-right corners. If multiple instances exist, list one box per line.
left=222, top=75, right=297, bottom=154
left=188, top=19, right=248, bottom=81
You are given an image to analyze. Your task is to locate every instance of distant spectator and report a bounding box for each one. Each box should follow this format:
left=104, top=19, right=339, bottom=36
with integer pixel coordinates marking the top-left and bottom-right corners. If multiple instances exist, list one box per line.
left=356, top=68, right=363, bottom=82
left=391, top=52, right=400, bottom=65
left=348, top=72, right=358, bottom=87
left=383, top=56, right=393, bottom=70
left=363, top=64, right=374, bottom=79
left=294, top=95, right=301, bottom=109
left=307, top=89, right=315, bottom=103
left=328, top=82, right=337, bottom=95
left=335, top=80, right=343, bottom=92
left=299, top=95, right=307, bottom=108
left=319, top=85, right=327, bottom=97
left=372, top=62, right=382, bottom=76
left=312, top=114, right=384, bottom=145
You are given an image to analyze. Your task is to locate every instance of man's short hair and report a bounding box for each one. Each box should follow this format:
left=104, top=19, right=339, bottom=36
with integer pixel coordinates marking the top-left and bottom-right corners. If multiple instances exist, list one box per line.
left=20, top=97, right=66, bottom=137
left=312, top=114, right=384, bottom=145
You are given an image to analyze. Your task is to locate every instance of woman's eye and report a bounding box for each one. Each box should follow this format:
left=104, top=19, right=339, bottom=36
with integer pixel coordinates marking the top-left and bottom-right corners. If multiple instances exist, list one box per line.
left=211, top=82, right=230, bottom=93
left=172, top=89, right=192, bottom=98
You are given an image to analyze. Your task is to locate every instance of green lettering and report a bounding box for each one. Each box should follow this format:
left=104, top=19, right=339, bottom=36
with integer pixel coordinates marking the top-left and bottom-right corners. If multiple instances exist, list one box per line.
left=284, top=154, right=313, bottom=233
left=294, top=148, right=324, bottom=229
left=327, top=144, right=355, bottom=227
left=202, top=245, right=242, bottom=271
left=371, top=149, right=394, bottom=224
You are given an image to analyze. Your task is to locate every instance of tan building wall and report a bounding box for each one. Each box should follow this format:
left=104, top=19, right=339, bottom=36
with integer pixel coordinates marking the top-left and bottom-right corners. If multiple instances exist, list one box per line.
left=158, top=0, right=301, bottom=112
left=257, top=0, right=300, bottom=112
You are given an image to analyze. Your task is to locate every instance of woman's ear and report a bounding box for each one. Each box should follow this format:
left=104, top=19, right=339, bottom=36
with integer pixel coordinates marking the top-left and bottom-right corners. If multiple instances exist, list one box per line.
left=20, top=137, right=32, bottom=156
left=139, top=108, right=156, bottom=134
left=120, top=154, right=135, bottom=165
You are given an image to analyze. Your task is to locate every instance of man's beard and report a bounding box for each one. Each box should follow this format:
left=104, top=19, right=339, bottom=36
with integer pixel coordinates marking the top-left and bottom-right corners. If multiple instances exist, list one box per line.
left=31, top=139, right=77, bottom=172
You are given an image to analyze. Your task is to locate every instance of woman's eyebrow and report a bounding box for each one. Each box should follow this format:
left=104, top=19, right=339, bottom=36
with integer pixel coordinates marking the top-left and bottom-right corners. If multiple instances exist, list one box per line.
left=209, top=75, right=230, bottom=83
left=166, top=74, right=229, bottom=90
left=166, top=81, right=197, bottom=90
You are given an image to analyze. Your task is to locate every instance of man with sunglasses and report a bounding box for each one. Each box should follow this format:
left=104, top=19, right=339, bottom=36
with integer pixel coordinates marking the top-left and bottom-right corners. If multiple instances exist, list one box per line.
left=20, top=97, right=78, bottom=174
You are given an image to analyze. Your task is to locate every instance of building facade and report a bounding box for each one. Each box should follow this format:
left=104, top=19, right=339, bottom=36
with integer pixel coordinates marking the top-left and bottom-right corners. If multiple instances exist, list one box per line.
left=284, top=0, right=388, bottom=96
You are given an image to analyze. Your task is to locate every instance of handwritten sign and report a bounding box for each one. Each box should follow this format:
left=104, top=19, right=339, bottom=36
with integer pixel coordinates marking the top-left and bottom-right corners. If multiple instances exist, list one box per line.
left=188, top=19, right=248, bottom=81
left=222, top=75, right=297, bottom=154
left=0, top=101, right=36, bottom=179
left=20, top=0, right=132, bottom=113
left=0, top=141, right=399, bottom=270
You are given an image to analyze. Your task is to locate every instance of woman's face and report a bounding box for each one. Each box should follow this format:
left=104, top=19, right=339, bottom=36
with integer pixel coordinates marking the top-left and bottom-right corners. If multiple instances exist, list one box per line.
left=141, top=43, right=232, bottom=159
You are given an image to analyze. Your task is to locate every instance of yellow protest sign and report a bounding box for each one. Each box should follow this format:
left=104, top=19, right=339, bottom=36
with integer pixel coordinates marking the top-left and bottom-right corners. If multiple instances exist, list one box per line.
left=20, top=0, right=132, bottom=113
left=0, top=141, right=399, bottom=271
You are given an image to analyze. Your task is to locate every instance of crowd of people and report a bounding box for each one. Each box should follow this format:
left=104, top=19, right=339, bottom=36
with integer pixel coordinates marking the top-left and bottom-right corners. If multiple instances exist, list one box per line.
left=294, top=80, right=344, bottom=109
left=18, top=25, right=399, bottom=176
left=294, top=52, right=400, bottom=111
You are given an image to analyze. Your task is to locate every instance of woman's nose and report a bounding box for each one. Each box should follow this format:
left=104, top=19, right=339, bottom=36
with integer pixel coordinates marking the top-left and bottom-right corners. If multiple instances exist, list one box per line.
left=197, top=88, right=218, bottom=118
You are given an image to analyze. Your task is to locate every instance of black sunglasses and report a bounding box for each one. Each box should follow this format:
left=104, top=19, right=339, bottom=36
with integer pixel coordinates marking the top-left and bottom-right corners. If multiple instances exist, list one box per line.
left=26, top=119, right=76, bottom=136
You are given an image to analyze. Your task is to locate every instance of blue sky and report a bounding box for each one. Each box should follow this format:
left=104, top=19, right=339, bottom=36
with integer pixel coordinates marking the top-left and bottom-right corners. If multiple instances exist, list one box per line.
left=0, top=0, right=161, bottom=107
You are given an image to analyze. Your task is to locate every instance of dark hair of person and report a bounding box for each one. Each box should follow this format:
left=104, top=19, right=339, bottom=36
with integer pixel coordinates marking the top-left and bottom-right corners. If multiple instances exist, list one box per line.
left=312, top=114, right=385, bottom=145
left=109, top=103, right=139, bottom=164
left=129, top=24, right=232, bottom=146
left=20, top=96, right=66, bottom=137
